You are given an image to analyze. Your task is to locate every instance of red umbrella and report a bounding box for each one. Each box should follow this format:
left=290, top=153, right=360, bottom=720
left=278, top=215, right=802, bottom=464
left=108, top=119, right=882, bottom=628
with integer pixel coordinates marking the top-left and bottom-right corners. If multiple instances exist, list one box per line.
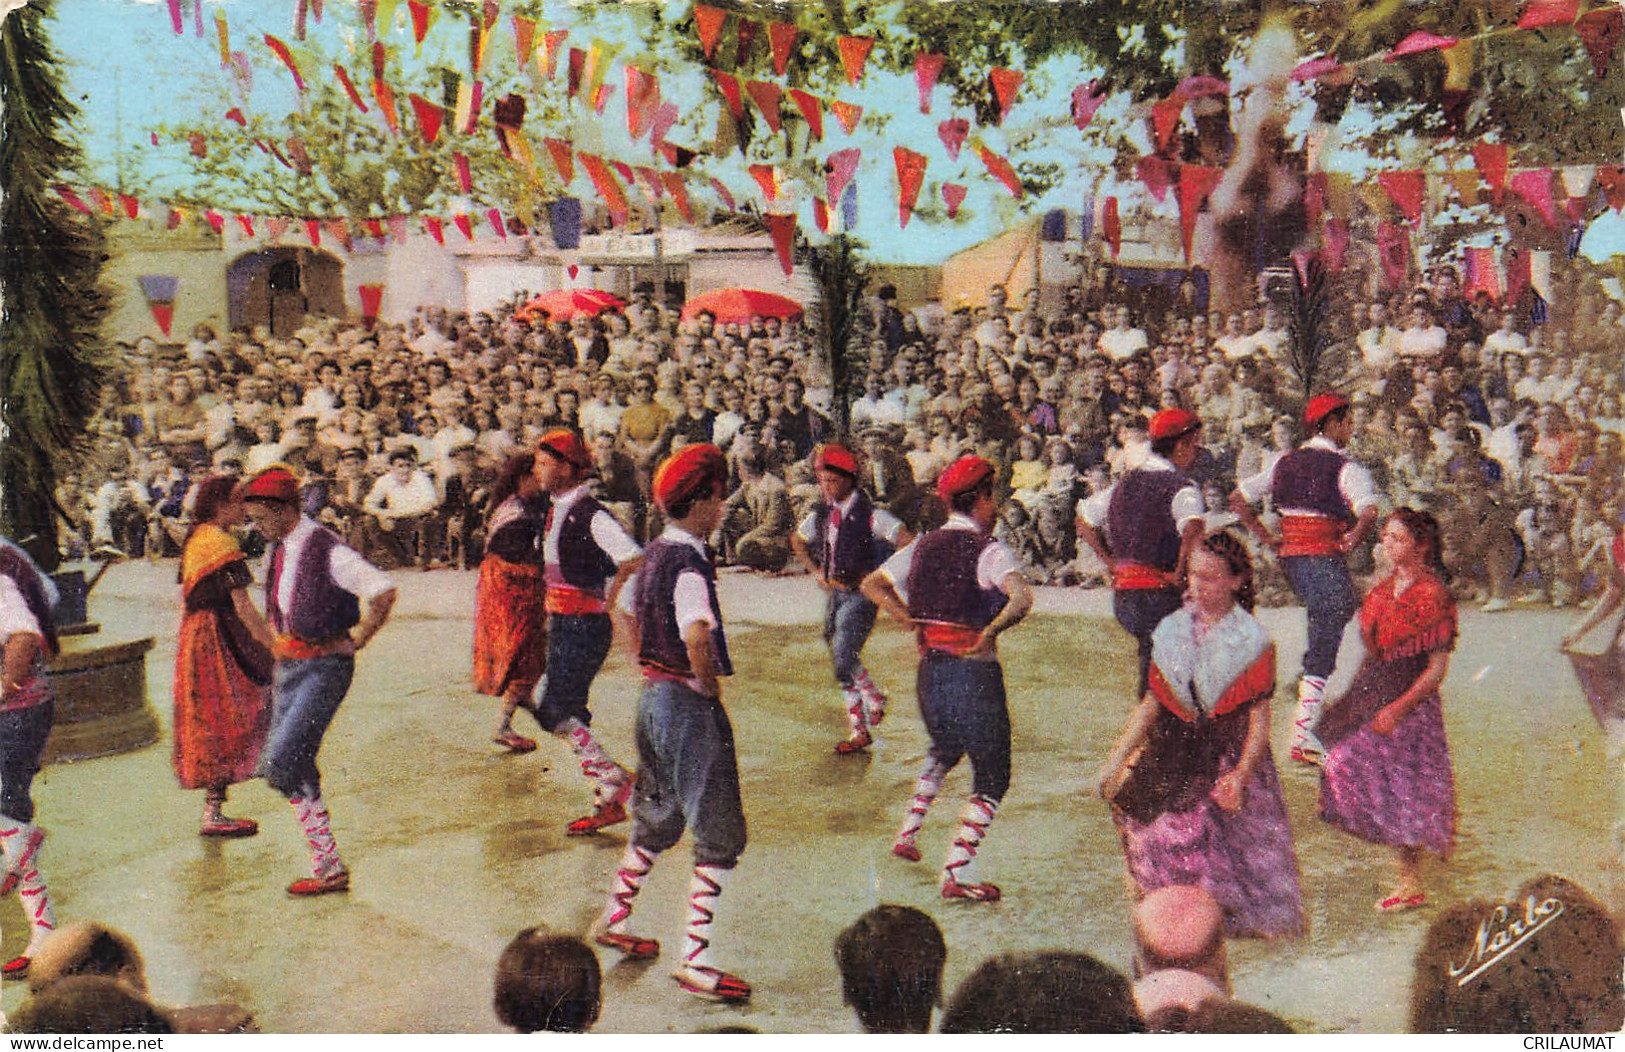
left=680, top=288, right=803, bottom=325
left=514, top=288, right=626, bottom=322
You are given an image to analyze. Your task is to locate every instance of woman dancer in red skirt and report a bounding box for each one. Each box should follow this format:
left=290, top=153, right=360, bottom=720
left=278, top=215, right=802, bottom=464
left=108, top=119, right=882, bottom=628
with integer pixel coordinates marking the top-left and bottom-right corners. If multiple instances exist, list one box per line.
left=474, top=454, right=550, bottom=752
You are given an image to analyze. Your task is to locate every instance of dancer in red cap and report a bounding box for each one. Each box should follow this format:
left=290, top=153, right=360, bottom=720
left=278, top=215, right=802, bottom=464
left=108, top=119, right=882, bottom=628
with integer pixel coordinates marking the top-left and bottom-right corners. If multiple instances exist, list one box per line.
left=242, top=466, right=398, bottom=896
left=529, top=429, right=643, bottom=835
left=589, top=445, right=751, bottom=1002
left=1079, top=409, right=1207, bottom=697
left=862, top=455, right=1033, bottom=902
left=1230, top=393, right=1378, bottom=764
left=790, top=443, right=912, bottom=753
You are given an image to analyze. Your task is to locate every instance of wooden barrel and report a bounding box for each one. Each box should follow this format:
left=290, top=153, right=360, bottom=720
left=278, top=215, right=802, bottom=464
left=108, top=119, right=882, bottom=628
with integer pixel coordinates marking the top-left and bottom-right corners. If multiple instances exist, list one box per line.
left=44, top=636, right=159, bottom=763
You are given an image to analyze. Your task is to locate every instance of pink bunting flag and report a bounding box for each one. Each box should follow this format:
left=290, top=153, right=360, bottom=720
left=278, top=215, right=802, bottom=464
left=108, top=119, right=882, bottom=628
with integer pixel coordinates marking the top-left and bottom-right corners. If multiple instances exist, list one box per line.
left=977, top=146, right=1022, bottom=198
left=1176, top=75, right=1229, bottom=100
left=768, top=22, right=798, bottom=76
left=764, top=213, right=796, bottom=275
left=264, top=34, right=305, bottom=92
left=166, top=0, right=183, bottom=33
left=305, top=219, right=322, bottom=246
left=941, top=182, right=966, bottom=219
left=267, top=217, right=289, bottom=240
left=1071, top=81, right=1105, bottom=131
left=709, top=178, right=736, bottom=211
left=236, top=214, right=254, bottom=236
left=1577, top=7, right=1623, bottom=78
left=633, top=167, right=662, bottom=201
left=894, top=147, right=928, bottom=227
left=1510, top=167, right=1558, bottom=227
left=1377, top=170, right=1426, bottom=225
left=989, top=68, right=1023, bottom=124
left=487, top=208, right=507, bottom=239
left=1385, top=31, right=1459, bottom=62
left=837, top=36, right=874, bottom=85
left=813, top=196, right=830, bottom=233
left=712, top=70, right=745, bottom=122
left=1473, top=143, right=1509, bottom=203
left=454, top=152, right=473, bottom=192
left=831, top=101, right=863, bottom=135
left=1136, top=155, right=1173, bottom=203
left=789, top=90, right=824, bottom=141
left=938, top=118, right=968, bottom=161
left=1103, top=196, right=1121, bottom=257
left=748, top=164, right=780, bottom=202
left=825, top=148, right=861, bottom=205
left=327, top=218, right=353, bottom=252
left=388, top=216, right=408, bottom=243
left=567, top=48, right=585, bottom=98
left=1290, top=56, right=1345, bottom=82
left=1177, top=164, right=1223, bottom=262
left=916, top=53, right=945, bottom=114
left=358, top=283, right=383, bottom=325
left=205, top=210, right=225, bottom=234
left=55, top=185, right=91, bottom=214
left=410, top=94, right=443, bottom=144
left=453, top=213, right=475, bottom=241
left=625, top=66, right=660, bottom=139
left=649, top=103, right=680, bottom=155
left=545, top=139, right=575, bottom=183
left=423, top=216, right=445, bottom=244
left=746, top=80, right=783, bottom=134
left=168, top=207, right=185, bottom=230
left=225, top=107, right=247, bottom=126
left=1518, top=0, right=1579, bottom=29
left=693, top=5, right=727, bottom=60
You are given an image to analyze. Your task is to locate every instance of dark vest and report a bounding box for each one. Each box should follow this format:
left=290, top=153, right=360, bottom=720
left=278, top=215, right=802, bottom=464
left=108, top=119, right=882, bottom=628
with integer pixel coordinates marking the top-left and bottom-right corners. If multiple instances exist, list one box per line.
left=1271, top=446, right=1354, bottom=523
left=635, top=537, right=733, bottom=679
left=906, top=528, right=1008, bottom=628
left=811, top=491, right=890, bottom=588
left=547, top=495, right=619, bottom=594
left=1106, top=468, right=1188, bottom=571
left=268, top=527, right=362, bottom=642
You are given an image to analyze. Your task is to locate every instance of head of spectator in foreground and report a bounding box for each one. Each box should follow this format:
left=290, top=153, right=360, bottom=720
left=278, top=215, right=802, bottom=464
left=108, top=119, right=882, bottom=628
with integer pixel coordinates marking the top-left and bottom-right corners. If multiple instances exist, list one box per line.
left=26, top=921, right=146, bottom=995
left=1148, top=998, right=1297, bottom=1034
left=532, top=429, right=592, bottom=494
left=939, top=951, right=1145, bottom=1033
left=493, top=929, right=602, bottom=1034
left=1409, top=874, right=1624, bottom=1034
left=1148, top=408, right=1203, bottom=470
left=1133, top=885, right=1229, bottom=991
left=9, top=975, right=173, bottom=1034
left=240, top=465, right=302, bottom=542
left=1304, top=392, right=1352, bottom=444
left=833, top=905, right=946, bottom=1033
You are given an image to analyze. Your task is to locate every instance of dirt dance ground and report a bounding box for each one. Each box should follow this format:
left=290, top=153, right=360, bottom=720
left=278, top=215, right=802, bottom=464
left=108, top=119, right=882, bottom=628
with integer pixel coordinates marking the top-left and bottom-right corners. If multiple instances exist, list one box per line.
left=5, top=561, right=1617, bottom=1033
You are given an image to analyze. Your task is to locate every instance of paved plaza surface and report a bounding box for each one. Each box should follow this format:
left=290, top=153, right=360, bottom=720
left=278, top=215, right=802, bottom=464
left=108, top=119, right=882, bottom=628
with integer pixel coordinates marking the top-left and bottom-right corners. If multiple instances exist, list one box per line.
left=3, top=561, right=1616, bottom=1033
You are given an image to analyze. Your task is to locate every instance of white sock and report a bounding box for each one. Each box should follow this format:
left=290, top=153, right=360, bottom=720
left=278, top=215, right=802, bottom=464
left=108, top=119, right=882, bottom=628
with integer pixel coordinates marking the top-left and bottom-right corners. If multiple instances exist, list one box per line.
left=598, top=842, right=657, bottom=935
left=291, top=795, right=343, bottom=877
left=682, top=864, right=731, bottom=973
left=942, top=795, right=998, bottom=887
left=896, top=761, right=948, bottom=848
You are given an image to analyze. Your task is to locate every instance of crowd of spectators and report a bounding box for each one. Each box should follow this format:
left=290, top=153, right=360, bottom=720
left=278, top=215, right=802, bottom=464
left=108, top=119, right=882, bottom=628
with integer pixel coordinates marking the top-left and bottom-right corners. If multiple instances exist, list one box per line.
left=57, top=264, right=1625, bottom=609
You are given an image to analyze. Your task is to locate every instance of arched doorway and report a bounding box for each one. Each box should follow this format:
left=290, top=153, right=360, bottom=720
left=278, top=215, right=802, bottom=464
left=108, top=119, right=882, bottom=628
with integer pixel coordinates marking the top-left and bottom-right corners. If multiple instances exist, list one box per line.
left=227, top=248, right=344, bottom=338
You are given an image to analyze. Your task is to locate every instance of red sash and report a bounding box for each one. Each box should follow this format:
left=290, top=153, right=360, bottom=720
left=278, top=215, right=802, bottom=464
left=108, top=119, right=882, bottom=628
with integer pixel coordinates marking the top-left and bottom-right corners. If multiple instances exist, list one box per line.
left=1279, top=515, right=1344, bottom=557
left=1113, top=562, right=1177, bottom=591
left=546, top=585, right=608, bottom=615
left=917, top=621, right=983, bottom=656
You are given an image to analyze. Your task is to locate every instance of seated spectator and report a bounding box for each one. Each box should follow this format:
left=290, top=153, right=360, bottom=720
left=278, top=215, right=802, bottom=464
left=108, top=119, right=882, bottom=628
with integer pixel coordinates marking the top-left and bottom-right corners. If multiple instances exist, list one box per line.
left=720, top=451, right=793, bottom=571
left=939, top=951, right=1145, bottom=1033
left=493, top=929, right=601, bottom=1034
left=832, top=905, right=945, bottom=1033
left=362, top=447, right=442, bottom=570
left=8, top=975, right=173, bottom=1034
left=1409, top=874, right=1624, bottom=1033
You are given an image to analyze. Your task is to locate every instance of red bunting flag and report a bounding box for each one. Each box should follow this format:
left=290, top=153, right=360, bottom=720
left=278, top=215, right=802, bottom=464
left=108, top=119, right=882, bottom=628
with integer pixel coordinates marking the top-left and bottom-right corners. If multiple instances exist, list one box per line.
left=541, top=30, right=567, bottom=78
left=989, top=68, right=1023, bottom=124
left=304, top=218, right=321, bottom=245
left=1152, top=96, right=1183, bottom=152
left=764, top=213, right=796, bottom=275
left=694, top=5, right=727, bottom=60
left=236, top=214, right=254, bottom=236
left=837, top=36, right=874, bottom=84
left=736, top=19, right=758, bottom=64
left=358, top=283, right=383, bottom=326
left=408, top=0, right=431, bottom=44
left=1517, top=0, right=1579, bottom=29
left=813, top=196, right=830, bottom=233
left=611, top=160, right=634, bottom=185
left=512, top=14, right=535, bottom=63
left=545, top=138, right=575, bottom=183
left=225, top=107, right=247, bottom=126
left=567, top=47, right=585, bottom=98
left=916, top=53, right=945, bottom=114
left=1136, top=155, right=1173, bottom=202
left=149, top=130, right=159, bottom=146
left=1598, top=167, right=1625, bottom=212
left=487, top=208, right=507, bottom=238
left=168, top=207, right=185, bottom=231
left=139, top=274, right=179, bottom=335
left=1577, top=6, right=1623, bottom=78
left=831, top=100, right=863, bottom=135
left=633, top=167, right=662, bottom=200
left=941, top=182, right=966, bottom=219
left=768, top=22, right=798, bottom=76
left=453, top=213, right=475, bottom=241
left=1103, top=196, right=1121, bottom=257
left=55, top=185, right=91, bottom=213
left=662, top=173, right=693, bottom=222
left=373, top=79, right=400, bottom=135
left=625, top=66, right=660, bottom=139
left=649, top=103, right=679, bottom=155
left=190, top=132, right=207, bottom=157
left=1509, top=167, right=1558, bottom=227
left=825, top=148, right=861, bottom=205
left=453, top=152, right=473, bottom=192
left=1375, top=221, right=1412, bottom=288
left=334, top=65, right=369, bottom=112
left=710, top=178, right=736, bottom=211
left=976, top=146, right=1022, bottom=198
left=264, top=34, right=305, bottom=92
left=410, top=94, right=443, bottom=143
left=1072, top=81, right=1105, bottom=130
left=1377, top=170, right=1426, bottom=225
left=1177, top=164, right=1224, bottom=262
left=580, top=153, right=630, bottom=225
left=1463, top=246, right=1501, bottom=302
left=746, top=80, right=783, bottom=133
left=205, top=210, right=225, bottom=234
left=894, top=147, right=928, bottom=227
left=362, top=218, right=383, bottom=239
left=938, top=118, right=968, bottom=161
left=1473, top=143, right=1509, bottom=203
left=1385, top=31, right=1459, bottom=61
left=327, top=218, right=352, bottom=252
left=1503, top=246, right=1530, bottom=305
left=423, top=216, right=445, bottom=244
left=789, top=90, right=824, bottom=140
left=748, top=164, right=780, bottom=202
left=712, top=70, right=745, bottom=121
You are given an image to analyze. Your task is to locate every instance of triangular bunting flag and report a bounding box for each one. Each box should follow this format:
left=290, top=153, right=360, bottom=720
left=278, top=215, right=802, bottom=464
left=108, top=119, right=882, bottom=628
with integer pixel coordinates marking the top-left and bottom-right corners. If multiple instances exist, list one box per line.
left=1509, top=167, right=1558, bottom=227
left=580, top=153, right=630, bottom=225
left=1463, top=246, right=1500, bottom=302
left=710, top=178, right=736, bottom=211
left=1290, top=56, right=1345, bottom=82
left=837, top=36, right=874, bottom=84
left=358, top=283, right=383, bottom=326
left=662, top=173, right=693, bottom=223
left=1377, top=170, right=1426, bottom=225
left=1472, top=143, right=1509, bottom=203
left=941, top=182, right=966, bottom=219
left=1385, top=31, right=1459, bottom=61
left=407, top=0, right=431, bottom=44
left=486, top=208, right=507, bottom=239
left=1561, top=165, right=1597, bottom=199
left=768, top=22, right=798, bottom=76
left=1504, top=246, right=1531, bottom=305
left=1517, top=0, right=1578, bottom=29
left=567, top=47, right=585, bottom=97
left=1597, top=167, right=1625, bottom=212
left=611, top=159, right=634, bottom=185
left=712, top=70, right=745, bottom=122
left=166, top=0, right=182, bottom=34
left=410, top=94, right=443, bottom=143
left=813, top=196, right=830, bottom=233
left=423, top=216, right=444, bottom=244
left=938, top=118, right=969, bottom=161
left=545, top=138, right=575, bottom=183
left=1577, top=7, right=1623, bottom=78
left=118, top=194, right=140, bottom=219
left=831, top=100, right=862, bottom=135
left=1152, top=96, right=1183, bottom=152
left=894, top=147, right=928, bottom=227
left=264, top=34, right=305, bottom=92
left=916, top=53, right=945, bottom=114
left=748, top=164, right=780, bottom=202
left=989, top=68, right=1023, bottom=124
left=541, top=30, right=567, bottom=78
left=1103, top=196, right=1121, bottom=257
left=167, top=207, right=185, bottom=231
left=138, top=275, right=179, bottom=335
left=362, top=218, right=383, bottom=240
left=205, top=209, right=225, bottom=234
left=625, top=66, right=659, bottom=139
left=649, top=103, right=680, bottom=155
left=976, top=145, right=1022, bottom=198
left=454, top=152, right=473, bottom=193
left=267, top=216, right=289, bottom=240
left=790, top=90, right=824, bottom=140
left=694, top=5, right=727, bottom=60
left=512, top=14, right=535, bottom=64
left=1375, top=221, right=1411, bottom=288
left=1177, top=164, right=1223, bottom=262
left=1176, top=75, right=1229, bottom=100
left=746, top=80, right=783, bottom=134
left=334, top=65, right=369, bottom=112
left=764, top=213, right=796, bottom=274
left=1072, top=80, right=1106, bottom=131
left=302, top=218, right=321, bottom=245
left=88, top=187, right=111, bottom=215
left=326, top=218, right=352, bottom=251
left=388, top=215, right=407, bottom=243
left=825, top=148, right=861, bottom=206
left=236, top=214, right=254, bottom=236
left=225, top=107, right=247, bottom=126
left=453, top=213, right=474, bottom=240
left=1136, top=155, right=1173, bottom=203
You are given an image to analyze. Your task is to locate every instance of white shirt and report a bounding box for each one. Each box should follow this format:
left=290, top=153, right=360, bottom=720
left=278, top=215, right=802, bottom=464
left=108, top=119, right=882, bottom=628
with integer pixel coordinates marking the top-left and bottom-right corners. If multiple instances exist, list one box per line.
left=578, top=400, right=625, bottom=444
left=796, top=491, right=906, bottom=547
left=1236, top=435, right=1378, bottom=516
left=272, top=516, right=395, bottom=616
left=1078, top=453, right=1204, bottom=533
left=850, top=395, right=905, bottom=431
left=878, top=513, right=1021, bottom=603
left=0, top=573, right=52, bottom=645
left=1358, top=325, right=1400, bottom=374
left=1099, top=327, right=1150, bottom=361
left=545, top=485, right=642, bottom=568
left=1398, top=325, right=1448, bottom=359
left=1483, top=329, right=1529, bottom=357
left=364, top=470, right=440, bottom=519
